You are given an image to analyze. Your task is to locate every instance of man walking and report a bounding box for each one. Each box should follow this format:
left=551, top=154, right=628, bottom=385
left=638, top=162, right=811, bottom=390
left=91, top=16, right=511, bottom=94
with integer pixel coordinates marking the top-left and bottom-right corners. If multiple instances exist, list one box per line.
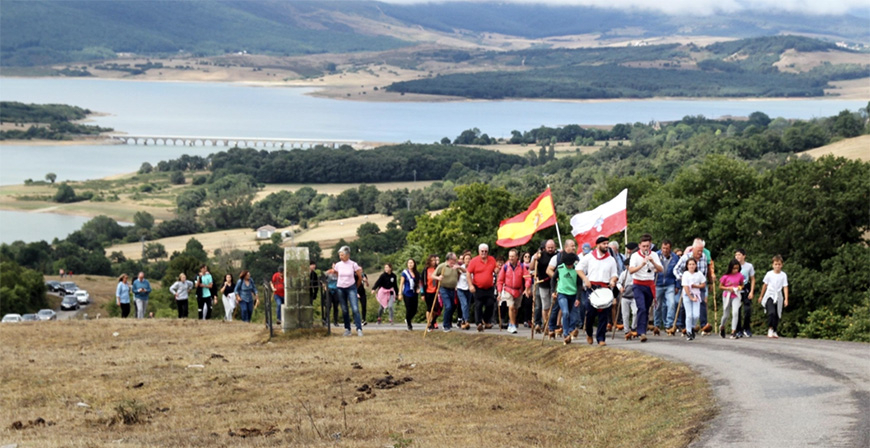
left=530, top=239, right=557, bottom=333
left=734, top=248, right=756, bottom=337
left=497, top=249, right=532, bottom=334
left=547, top=239, right=578, bottom=335
left=271, top=266, right=285, bottom=325
left=629, top=234, right=663, bottom=342
left=132, top=271, right=151, bottom=319
left=433, top=252, right=461, bottom=332
left=655, top=239, right=680, bottom=334
left=577, top=236, right=619, bottom=346
left=467, top=244, right=498, bottom=332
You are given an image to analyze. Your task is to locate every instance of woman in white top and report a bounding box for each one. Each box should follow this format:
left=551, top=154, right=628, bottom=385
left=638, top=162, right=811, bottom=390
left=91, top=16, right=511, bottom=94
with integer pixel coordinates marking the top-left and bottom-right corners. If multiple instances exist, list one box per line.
left=455, top=252, right=472, bottom=330
left=169, top=273, right=194, bottom=319
left=758, top=255, right=789, bottom=339
left=680, top=258, right=706, bottom=341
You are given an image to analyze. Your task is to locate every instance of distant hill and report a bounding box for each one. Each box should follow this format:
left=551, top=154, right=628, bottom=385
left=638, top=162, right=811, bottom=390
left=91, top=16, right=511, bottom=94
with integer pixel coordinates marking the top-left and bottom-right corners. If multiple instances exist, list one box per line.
left=1, top=0, right=868, bottom=67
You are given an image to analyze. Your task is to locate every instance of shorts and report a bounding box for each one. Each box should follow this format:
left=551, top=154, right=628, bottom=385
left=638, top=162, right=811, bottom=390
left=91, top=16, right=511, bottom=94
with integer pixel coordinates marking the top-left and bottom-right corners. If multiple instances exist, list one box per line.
left=537, top=284, right=553, bottom=309
left=500, top=290, right=521, bottom=308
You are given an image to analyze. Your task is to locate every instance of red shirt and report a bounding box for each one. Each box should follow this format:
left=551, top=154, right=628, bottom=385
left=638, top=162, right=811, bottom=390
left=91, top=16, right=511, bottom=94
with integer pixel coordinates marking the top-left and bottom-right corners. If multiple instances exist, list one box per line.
left=425, top=267, right=437, bottom=293
left=271, top=272, right=284, bottom=297
left=467, top=255, right=497, bottom=289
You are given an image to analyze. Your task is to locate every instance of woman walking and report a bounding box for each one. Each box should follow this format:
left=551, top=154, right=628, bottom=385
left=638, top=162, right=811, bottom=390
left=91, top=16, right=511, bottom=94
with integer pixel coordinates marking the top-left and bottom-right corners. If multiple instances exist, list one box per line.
left=420, top=255, right=440, bottom=331
left=399, top=258, right=420, bottom=331
left=372, top=264, right=399, bottom=324
left=221, top=274, right=236, bottom=321
left=334, top=246, right=364, bottom=337
left=169, top=273, right=194, bottom=319
left=234, top=270, right=259, bottom=323
left=115, top=274, right=131, bottom=318
left=456, top=252, right=472, bottom=330
left=719, top=258, right=746, bottom=339
left=680, top=259, right=706, bottom=341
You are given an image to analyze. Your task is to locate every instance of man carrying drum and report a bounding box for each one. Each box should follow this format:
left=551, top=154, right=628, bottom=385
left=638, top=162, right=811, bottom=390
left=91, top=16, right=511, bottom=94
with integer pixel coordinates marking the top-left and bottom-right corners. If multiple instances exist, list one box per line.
left=577, top=235, right=619, bottom=346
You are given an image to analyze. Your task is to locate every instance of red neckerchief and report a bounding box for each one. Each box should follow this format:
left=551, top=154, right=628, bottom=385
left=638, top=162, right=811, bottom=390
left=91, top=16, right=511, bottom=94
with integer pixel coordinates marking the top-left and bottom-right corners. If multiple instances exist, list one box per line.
left=592, top=248, right=610, bottom=260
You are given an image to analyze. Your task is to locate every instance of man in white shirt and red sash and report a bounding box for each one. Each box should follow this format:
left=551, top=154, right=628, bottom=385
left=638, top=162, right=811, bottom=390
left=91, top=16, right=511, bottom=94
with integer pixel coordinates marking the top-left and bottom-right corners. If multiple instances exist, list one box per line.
left=577, top=235, right=619, bottom=346
left=629, top=233, right=663, bottom=342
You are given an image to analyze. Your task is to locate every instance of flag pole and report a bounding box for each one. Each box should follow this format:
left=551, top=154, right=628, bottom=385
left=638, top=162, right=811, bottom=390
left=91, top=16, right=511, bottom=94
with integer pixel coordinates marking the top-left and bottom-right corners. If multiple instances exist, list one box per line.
left=548, top=185, right=564, bottom=251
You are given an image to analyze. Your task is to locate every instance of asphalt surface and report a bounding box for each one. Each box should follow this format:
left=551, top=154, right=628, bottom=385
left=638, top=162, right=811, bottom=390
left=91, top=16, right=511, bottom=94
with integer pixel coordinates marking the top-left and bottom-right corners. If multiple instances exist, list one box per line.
left=357, top=322, right=870, bottom=448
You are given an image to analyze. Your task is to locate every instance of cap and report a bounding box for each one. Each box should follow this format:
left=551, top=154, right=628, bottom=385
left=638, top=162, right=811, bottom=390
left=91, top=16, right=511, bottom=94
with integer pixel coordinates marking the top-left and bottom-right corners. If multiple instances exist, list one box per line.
left=595, top=236, right=608, bottom=245
left=581, top=243, right=592, bottom=254
left=626, top=242, right=639, bottom=251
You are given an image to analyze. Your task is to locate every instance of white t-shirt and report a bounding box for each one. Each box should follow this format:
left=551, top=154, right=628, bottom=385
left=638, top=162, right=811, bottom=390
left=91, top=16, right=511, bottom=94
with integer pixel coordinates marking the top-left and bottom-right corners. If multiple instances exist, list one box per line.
left=457, top=264, right=469, bottom=290
left=681, top=271, right=706, bottom=300
left=630, top=251, right=662, bottom=282
left=740, top=262, right=755, bottom=283
left=578, top=252, right=618, bottom=283
left=762, top=271, right=788, bottom=301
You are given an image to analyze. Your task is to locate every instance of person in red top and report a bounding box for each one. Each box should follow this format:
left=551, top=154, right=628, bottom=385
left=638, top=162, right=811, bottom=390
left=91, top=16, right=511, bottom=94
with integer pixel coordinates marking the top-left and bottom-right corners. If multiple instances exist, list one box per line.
left=497, top=249, right=532, bottom=334
left=467, top=243, right=498, bottom=332
left=271, top=266, right=284, bottom=325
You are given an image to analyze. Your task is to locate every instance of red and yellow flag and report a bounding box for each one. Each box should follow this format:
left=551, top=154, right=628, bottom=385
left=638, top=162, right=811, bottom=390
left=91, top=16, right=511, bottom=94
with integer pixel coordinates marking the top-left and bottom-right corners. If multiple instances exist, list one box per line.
left=496, top=188, right=557, bottom=248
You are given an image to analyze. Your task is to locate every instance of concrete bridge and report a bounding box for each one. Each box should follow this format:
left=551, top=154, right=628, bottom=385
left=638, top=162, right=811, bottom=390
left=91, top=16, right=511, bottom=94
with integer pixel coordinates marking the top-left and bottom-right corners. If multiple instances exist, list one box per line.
left=107, top=134, right=362, bottom=149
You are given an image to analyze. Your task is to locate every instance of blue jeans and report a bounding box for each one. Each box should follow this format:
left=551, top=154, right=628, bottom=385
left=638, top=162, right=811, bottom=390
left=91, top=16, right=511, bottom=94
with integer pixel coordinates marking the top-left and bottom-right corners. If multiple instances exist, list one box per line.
left=683, top=294, right=701, bottom=334
left=440, top=288, right=456, bottom=329
left=548, top=293, right=575, bottom=333
left=570, top=288, right=585, bottom=330
left=457, top=289, right=471, bottom=323
left=239, top=300, right=253, bottom=322
left=655, top=285, right=676, bottom=328
left=336, top=286, right=362, bottom=331
left=274, top=294, right=284, bottom=322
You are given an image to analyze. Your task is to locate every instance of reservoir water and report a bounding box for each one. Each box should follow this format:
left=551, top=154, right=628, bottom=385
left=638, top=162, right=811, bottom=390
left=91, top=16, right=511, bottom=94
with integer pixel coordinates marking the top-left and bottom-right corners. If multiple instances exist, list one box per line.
left=0, top=77, right=867, bottom=242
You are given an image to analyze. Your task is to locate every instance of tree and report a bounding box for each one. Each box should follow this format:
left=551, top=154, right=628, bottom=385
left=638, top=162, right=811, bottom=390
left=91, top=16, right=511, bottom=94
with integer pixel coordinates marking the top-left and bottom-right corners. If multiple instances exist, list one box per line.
left=169, top=171, right=186, bottom=185
left=182, top=238, right=208, bottom=263
left=45, top=172, right=56, bottom=184
left=53, top=183, right=76, bottom=203
left=139, top=162, right=153, bottom=174
left=831, top=110, right=862, bottom=138
left=144, top=242, right=167, bottom=261
left=440, top=137, right=451, bottom=145
left=203, top=174, right=257, bottom=230
left=747, top=111, right=772, bottom=128
left=0, top=260, right=47, bottom=315
left=133, top=211, right=155, bottom=230
left=357, top=222, right=381, bottom=238
left=176, top=188, right=206, bottom=212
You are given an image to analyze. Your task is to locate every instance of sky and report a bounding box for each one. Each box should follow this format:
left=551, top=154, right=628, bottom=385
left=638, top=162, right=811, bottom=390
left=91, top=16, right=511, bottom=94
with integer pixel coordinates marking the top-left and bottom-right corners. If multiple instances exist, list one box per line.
left=377, top=0, right=870, bottom=16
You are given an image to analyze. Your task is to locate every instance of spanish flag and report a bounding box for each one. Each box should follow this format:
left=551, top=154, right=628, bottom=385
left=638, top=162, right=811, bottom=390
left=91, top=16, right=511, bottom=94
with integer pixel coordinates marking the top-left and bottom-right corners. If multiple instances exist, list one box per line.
left=496, top=188, right=557, bottom=248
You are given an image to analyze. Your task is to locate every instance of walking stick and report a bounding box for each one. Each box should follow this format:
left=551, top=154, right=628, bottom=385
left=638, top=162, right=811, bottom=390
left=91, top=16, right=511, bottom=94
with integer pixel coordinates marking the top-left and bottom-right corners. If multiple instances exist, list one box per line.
left=530, top=286, right=537, bottom=340
left=611, top=289, right=622, bottom=341
left=713, top=282, right=719, bottom=334
left=669, top=292, right=683, bottom=335
left=496, top=287, right=504, bottom=332
left=422, top=281, right=441, bottom=340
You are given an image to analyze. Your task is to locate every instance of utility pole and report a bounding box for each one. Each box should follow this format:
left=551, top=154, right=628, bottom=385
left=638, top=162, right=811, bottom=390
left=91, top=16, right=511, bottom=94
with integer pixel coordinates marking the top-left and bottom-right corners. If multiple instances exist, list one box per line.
left=413, top=169, right=417, bottom=182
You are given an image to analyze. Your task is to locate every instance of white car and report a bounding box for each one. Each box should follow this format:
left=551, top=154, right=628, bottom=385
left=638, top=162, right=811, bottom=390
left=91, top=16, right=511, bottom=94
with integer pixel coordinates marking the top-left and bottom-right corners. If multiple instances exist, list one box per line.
left=74, top=290, right=90, bottom=305
left=1, top=314, right=22, bottom=323
left=37, top=309, right=57, bottom=321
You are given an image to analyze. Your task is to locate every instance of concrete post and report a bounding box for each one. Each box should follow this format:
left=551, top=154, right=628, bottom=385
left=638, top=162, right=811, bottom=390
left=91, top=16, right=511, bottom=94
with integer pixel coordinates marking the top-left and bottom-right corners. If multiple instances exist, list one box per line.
left=282, top=247, right=313, bottom=331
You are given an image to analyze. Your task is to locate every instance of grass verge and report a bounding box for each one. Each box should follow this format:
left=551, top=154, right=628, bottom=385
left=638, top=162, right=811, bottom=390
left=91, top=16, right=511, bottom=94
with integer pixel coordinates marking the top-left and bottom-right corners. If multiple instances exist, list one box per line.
left=0, top=320, right=714, bottom=447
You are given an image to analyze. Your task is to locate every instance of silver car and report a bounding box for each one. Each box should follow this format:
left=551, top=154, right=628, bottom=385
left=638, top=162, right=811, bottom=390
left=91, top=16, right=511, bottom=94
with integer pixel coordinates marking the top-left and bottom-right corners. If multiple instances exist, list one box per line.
left=1, top=314, right=22, bottom=323
left=37, top=309, right=57, bottom=321
left=21, top=314, right=39, bottom=322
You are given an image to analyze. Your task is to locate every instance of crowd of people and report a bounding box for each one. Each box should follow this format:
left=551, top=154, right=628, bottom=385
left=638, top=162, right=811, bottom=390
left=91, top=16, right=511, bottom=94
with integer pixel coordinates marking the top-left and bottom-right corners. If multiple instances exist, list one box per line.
left=114, top=235, right=790, bottom=344
left=318, top=235, right=789, bottom=343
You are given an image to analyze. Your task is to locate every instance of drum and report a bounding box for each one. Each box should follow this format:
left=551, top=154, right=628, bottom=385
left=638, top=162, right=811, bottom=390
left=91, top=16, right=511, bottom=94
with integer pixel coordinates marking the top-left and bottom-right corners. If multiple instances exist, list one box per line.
left=589, top=288, right=614, bottom=309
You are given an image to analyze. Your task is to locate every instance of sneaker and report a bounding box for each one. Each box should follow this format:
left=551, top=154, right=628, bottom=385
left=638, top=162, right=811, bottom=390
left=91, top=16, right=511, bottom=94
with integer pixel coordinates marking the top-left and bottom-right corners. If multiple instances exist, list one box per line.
left=343, top=330, right=351, bottom=337
left=720, top=325, right=726, bottom=338
left=363, top=321, right=368, bottom=326
left=598, top=341, right=607, bottom=347
left=687, top=332, right=694, bottom=341
left=407, top=325, right=413, bottom=331
left=767, top=328, right=774, bottom=338
left=357, top=329, right=363, bottom=337
left=729, top=332, right=737, bottom=340
left=702, top=323, right=712, bottom=333
left=442, top=327, right=451, bottom=333
left=743, top=330, right=752, bottom=338
left=485, top=323, right=493, bottom=329
left=772, top=331, right=779, bottom=339
left=586, top=335, right=593, bottom=345
left=390, top=319, right=394, bottom=325
left=508, top=325, right=517, bottom=334
left=571, top=329, right=580, bottom=338
left=377, top=318, right=382, bottom=325
left=427, top=328, right=432, bottom=333
left=534, top=324, right=542, bottom=333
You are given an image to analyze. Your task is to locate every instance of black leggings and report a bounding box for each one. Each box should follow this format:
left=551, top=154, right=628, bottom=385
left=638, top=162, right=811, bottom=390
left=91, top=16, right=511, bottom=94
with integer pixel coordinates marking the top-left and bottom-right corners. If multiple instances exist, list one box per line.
left=197, top=296, right=212, bottom=320
left=765, top=300, right=780, bottom=331
left=473, top=287, right=495, bottom=325
left=424, top=291, right=440, bottom=328
left=120, top=303, right=131, bottom=318
left=177, top=300, right=188, bottom=319
left=358, top=289, right=367, bottom=321
left=403, top=293, right=419, bottom=329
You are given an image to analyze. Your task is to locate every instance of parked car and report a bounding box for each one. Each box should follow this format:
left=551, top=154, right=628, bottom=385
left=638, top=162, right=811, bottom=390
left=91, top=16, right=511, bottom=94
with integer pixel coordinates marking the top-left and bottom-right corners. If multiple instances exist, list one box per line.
left=60, top=282, right=79, bottom=293
left=21, top=314, right=39, bottom=322
left=74, top=290, right=90, bottom=305
left=37, top=309, right=57, bottom=321
left=1, top=314, right=22, bottom=323
left=60, top=295, right=80, bottom=311
left=46, top=281, right=63, bottom=293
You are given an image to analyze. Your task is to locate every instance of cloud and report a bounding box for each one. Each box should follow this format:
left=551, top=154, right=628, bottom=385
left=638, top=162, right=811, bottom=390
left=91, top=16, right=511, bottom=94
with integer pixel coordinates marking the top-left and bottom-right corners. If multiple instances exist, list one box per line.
left=378, top=0, right=869, bottom=16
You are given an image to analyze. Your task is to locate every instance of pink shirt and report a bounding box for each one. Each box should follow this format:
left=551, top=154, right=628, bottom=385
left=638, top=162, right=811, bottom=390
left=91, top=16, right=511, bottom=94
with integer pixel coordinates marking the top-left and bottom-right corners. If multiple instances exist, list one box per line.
left=334, top=260, right=361, bottom=288
left=719, top=272, right=745, bottom=299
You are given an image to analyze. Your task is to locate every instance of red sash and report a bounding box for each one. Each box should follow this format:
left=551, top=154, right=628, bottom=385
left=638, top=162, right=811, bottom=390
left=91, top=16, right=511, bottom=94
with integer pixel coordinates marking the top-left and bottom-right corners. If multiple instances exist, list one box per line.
left=633, top=279, right=656, bottom=299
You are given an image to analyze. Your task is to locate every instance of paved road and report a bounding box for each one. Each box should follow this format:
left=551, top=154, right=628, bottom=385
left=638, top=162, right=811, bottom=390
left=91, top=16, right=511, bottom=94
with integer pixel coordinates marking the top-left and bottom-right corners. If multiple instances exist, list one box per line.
left=359, top=323, right=870, bottom=447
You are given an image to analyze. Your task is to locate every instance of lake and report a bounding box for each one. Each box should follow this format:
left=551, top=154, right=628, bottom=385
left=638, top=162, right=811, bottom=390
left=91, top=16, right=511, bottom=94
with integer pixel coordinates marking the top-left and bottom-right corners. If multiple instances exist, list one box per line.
left=0, top=77, right=867, bottom=242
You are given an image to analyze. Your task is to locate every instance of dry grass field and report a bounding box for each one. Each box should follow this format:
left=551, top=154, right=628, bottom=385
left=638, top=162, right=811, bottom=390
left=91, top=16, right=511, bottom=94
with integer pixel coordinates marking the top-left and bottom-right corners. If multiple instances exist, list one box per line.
left=107, top=214, right=395, bottom=260
left=799, top=135, right=870, bottom=162
left=0, top=320, right=714, bottom=448
left=255, top=181, right=437, bottom=201
left=466, top=141, right=615, bottom=158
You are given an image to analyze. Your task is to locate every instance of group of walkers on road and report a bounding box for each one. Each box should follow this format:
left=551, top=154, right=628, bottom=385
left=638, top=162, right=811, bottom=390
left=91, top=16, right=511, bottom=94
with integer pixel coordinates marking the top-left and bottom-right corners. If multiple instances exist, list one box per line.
left=115, top=265, right=261, bottom=323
